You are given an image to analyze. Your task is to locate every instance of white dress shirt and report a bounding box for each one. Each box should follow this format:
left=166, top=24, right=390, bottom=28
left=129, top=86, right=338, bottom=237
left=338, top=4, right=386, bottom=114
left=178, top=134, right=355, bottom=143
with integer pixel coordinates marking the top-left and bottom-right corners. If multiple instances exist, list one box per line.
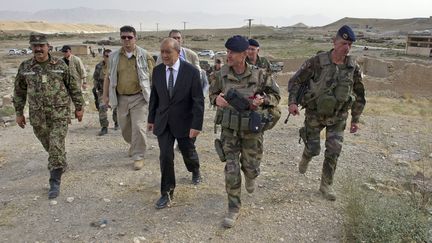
left=165, top=58, right=180, bottom=88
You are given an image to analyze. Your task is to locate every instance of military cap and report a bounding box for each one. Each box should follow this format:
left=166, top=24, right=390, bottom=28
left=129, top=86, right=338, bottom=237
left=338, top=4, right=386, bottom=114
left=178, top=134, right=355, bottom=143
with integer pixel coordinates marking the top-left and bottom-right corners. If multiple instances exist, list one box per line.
left=248, top=39, right=260, bottom=47
left=29, top=33, right=48, bottom=44
left=225, top=35, right=249, bottom=52
left=337, top=25, right=356, bottom=42
left=60, top=45, right=71, bottom=52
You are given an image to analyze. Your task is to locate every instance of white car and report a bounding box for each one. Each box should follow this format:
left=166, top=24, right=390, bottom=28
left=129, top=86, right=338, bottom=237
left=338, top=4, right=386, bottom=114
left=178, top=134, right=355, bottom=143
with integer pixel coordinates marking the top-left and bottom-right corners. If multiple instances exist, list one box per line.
left=8, top=49, right=21, bottom=55
left=198, top=50, right=215, bottom=58
left=215, top=51, right=227, bottom=56
left=21, top=48, right=32, bottom=54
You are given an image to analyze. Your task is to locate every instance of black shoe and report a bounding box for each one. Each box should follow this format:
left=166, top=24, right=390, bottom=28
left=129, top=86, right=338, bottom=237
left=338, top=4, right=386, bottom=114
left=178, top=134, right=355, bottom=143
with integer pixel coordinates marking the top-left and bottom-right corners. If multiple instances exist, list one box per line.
left=98, top=127, right=108, bottom=136
left=48, top=168, right=62, bottom=199
left=192, top=170, right=202, bottom=185
left=114, top=123, right=119, bottom=130
left=155, top=191, right=174, bottom=209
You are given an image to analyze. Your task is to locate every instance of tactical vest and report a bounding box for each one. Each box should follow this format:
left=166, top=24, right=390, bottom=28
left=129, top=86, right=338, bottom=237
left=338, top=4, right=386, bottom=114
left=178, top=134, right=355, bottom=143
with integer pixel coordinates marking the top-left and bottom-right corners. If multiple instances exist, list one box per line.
left=214, top=66, right=265, bottom=132
left=303, top=52, right=356, bottom=116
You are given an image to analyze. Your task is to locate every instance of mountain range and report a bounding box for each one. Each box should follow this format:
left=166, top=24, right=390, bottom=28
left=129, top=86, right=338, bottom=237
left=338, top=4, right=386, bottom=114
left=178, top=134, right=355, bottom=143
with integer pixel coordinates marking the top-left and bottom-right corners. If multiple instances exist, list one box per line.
left=0, top=7, right=332, bottom=30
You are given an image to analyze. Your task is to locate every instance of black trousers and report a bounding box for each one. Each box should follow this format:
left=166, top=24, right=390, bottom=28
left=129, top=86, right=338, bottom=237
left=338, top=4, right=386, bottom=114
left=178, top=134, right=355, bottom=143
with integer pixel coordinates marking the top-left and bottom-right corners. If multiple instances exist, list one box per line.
left=157, top=128, right=200, bottom=195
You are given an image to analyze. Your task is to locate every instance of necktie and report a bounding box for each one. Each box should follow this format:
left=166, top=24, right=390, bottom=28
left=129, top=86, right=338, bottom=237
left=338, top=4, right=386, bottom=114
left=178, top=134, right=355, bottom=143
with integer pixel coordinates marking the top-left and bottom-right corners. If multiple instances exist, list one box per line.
left=168, top=67, right=174, bottom=98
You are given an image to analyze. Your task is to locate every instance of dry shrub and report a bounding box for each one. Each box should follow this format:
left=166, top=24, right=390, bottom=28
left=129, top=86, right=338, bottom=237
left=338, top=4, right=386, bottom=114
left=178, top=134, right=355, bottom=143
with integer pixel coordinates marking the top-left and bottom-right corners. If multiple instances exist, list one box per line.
left=342, top=180, right=430, bottom=243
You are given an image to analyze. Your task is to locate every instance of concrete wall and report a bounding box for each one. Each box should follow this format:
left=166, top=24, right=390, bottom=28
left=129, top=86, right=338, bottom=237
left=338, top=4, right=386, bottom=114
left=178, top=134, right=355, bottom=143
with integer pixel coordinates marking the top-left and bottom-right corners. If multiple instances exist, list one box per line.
left=406, top=46, right=432, bottom=57
left=70, top=45, right=90, bottom=55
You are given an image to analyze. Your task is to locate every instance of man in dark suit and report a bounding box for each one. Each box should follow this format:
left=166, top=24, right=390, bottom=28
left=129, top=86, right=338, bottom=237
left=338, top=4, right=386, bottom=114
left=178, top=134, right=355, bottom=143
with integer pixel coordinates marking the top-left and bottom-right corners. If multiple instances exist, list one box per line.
left=148, top=38, right=204, bottom=209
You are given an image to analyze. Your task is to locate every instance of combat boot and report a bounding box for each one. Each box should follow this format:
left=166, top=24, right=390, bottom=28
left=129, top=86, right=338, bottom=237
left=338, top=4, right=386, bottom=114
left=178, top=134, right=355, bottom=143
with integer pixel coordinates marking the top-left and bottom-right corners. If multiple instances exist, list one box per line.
left=244, top=176, right=255, bottom=193
left=134, top=159, right=144, bottom=170
left=48, top=168, right=63, bottom=199
left=298, top=155, right=312, bottom=174
left=222, top=211, right=239, bottom=228
left=319, top=180, right=336, bottom=201
left=98, top=127, right=108, bottom=136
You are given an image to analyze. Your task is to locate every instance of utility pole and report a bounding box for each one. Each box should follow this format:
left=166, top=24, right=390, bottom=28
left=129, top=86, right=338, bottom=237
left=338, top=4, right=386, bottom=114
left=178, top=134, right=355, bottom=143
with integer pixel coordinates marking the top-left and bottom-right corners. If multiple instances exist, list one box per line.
left=156, top=23, right=159, bottom=38
left=182, top=21, right=188, bottom=44
left=139, top=22, right=142, bottom=39
left=245, top=18, right=254, bottom=38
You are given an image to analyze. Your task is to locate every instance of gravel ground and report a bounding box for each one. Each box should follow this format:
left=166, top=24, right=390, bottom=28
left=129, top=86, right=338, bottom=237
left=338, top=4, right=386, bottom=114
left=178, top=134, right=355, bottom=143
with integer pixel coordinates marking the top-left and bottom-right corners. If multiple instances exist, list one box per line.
left=1, top=95, right=430, bottom=242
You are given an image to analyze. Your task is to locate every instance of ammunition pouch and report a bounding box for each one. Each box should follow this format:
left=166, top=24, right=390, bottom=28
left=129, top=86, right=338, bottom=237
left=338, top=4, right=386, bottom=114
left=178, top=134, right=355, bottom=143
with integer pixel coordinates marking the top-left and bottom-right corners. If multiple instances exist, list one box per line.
left=316, top=92, right=337, bottom=116
left=220, top=108, right=265, bottom=133
left=334, top=78, right=353, bottom=103
left=249, top=111, right=262, bottom=133
left=225, top=88, right=250, bottom=112
left=214, top=138, right=226, bottom=162
left=303, top=92, right=316, bottom=110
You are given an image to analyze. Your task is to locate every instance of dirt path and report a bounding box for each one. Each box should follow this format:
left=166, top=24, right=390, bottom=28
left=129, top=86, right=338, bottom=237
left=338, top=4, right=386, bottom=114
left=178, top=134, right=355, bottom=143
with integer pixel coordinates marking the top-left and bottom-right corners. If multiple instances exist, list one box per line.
left=0, top=98, right=429, bottom=242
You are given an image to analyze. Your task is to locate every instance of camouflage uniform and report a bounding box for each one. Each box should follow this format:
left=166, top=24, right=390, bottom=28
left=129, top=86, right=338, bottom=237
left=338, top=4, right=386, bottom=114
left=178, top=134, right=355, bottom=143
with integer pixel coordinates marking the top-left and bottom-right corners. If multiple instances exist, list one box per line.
left=93, top=60, right=117, bottom=128
left=13, top=54, right=84, bottom=171
left=246, top=55, right=272, bottom=74
left=209, top=63, right=280, bottom=212
left=288, top=50, right=366, bottom=189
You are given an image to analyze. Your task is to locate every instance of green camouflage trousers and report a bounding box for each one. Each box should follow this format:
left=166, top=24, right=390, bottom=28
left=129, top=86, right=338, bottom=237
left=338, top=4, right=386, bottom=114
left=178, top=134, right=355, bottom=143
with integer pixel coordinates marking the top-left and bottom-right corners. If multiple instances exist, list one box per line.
left=30, top=107, right=69, bottom=171
left=301, top=111, right=347, bottom=185
left=98, top=94, right=117, bottom=128
left=222, top=128, right=263, bottom=212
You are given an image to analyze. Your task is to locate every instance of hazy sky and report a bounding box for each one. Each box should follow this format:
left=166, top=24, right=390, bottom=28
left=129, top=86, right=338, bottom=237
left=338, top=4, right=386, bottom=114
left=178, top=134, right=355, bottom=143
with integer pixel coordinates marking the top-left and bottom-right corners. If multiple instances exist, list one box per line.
left=1, top=0, right=431, bottom=21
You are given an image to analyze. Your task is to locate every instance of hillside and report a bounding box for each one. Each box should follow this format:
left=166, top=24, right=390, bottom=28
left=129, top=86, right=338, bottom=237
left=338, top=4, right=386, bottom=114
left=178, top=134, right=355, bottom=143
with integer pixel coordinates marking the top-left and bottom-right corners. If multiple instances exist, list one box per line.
left=0, top=21, right=115, bottom=34
left=323, top=17, right=432, bottom=33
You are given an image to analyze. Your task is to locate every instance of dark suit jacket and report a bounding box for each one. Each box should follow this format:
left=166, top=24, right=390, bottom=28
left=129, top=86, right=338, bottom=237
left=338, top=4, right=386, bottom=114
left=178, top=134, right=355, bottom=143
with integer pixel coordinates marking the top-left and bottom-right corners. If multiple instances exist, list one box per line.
left=148, top=60, right=204, bottom=138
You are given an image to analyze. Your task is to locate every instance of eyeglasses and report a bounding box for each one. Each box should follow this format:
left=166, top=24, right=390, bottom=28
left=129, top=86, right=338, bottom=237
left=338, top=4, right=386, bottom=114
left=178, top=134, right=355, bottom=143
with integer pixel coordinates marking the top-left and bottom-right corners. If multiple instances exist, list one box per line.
left=121, top=36, right=134, bottom=40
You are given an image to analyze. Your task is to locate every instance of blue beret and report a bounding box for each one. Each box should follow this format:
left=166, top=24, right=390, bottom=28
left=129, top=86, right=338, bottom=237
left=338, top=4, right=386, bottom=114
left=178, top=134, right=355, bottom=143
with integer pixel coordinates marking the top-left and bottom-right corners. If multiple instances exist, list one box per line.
left=248, top=39, right=259, bottom=47
left=337, top=25, right=356, bottom=42
left=225, top=35, right=249, bottom=52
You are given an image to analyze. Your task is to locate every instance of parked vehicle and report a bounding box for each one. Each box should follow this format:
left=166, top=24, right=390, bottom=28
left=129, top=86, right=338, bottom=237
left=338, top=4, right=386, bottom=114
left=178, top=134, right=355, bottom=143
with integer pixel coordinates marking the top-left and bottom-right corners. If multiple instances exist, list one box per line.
left=198, top=50, right=214, bottom=58
left=8, top=49, right=21, bottom=55
left=21, top=48, right=32, bottom=55
left=215, top=51, right=227, bottom=56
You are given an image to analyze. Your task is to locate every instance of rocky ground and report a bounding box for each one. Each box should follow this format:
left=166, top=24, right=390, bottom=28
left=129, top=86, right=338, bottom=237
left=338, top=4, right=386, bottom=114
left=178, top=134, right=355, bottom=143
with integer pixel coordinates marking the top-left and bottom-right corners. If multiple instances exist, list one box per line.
left=0, top=90, right=431, bottom=242
left=0, top=36, right=431, bottom=242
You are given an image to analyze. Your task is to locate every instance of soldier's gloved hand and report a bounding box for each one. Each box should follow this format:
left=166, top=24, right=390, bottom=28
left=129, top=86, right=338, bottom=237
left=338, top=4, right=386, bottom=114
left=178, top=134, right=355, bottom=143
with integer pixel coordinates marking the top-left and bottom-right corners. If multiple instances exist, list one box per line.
left=350, top=122, right=359, bottom=133
left=75, top=108, right=84, bottom=122
left=252, top=94, right=265, bottom=107
left=16, top=115, right=26, bottom=128
left=216, top=93, right=228, bottom=108
left=288, top=104, right=300, bottom=116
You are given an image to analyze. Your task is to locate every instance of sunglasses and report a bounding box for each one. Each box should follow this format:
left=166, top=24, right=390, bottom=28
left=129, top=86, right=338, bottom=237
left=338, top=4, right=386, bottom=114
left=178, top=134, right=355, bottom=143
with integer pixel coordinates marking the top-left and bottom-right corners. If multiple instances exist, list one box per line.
left=121, top=36, right=134, bottom=40
left=104, top=55, right=109, bottom=57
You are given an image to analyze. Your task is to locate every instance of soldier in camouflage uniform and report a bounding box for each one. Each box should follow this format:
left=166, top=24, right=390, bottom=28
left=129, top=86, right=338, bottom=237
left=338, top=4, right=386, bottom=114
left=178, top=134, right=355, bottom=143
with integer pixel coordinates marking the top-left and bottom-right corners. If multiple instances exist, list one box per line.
left=13, top=33, right=84, bottom=199
left=288, top=25, right=366, bottom=201
left=209, top=35, right=280, bottom=228
left=246, top=39, right=272, bottom=75
left=93, top=49, right=118, bottom=136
